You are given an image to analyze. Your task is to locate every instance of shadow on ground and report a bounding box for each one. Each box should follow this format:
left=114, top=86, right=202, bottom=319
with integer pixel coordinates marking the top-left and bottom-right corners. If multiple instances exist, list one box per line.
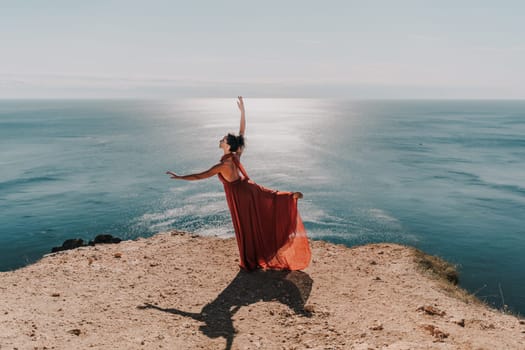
left=138, top=269, right=313, bottom=350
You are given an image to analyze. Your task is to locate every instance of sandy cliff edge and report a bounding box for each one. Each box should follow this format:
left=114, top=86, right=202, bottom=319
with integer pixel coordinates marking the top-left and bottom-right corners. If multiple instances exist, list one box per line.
left=1, top=230, right=524, bottom=350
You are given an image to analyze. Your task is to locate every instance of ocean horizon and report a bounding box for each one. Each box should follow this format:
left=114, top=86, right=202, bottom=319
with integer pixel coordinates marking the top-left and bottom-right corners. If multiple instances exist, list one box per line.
left=1, top=98, right=524, bottom=315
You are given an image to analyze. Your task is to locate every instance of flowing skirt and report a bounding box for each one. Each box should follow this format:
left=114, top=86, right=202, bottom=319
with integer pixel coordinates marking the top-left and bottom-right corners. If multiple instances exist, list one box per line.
left=220, top=175, right=311, bottom=271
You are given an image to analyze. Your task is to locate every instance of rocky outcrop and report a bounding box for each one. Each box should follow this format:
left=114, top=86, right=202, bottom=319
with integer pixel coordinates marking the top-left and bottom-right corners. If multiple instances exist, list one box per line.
left=51, top=234, right=122, bottom=253
left=2, top=231, right=523, bottom=349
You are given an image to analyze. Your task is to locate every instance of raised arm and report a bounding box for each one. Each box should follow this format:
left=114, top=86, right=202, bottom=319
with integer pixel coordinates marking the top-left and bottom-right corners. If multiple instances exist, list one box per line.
left=237, top=96, right=245, bottom=136
left=166, top=162, right=225, bottom=181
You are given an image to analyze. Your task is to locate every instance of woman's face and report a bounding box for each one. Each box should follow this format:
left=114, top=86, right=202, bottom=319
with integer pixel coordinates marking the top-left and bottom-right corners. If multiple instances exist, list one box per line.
left=219, top=135, right=229, bottom=150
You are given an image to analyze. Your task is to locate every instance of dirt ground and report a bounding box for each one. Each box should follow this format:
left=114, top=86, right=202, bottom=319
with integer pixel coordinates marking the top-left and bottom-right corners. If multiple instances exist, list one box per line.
left=1, top=231, right=524, bottom=349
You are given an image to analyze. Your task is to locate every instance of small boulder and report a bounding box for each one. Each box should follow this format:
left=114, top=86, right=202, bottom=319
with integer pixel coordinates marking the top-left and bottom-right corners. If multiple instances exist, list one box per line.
left=51, top=239, right=85, bottom=253
left=68, top=329, right=82, bottom=336
left=417, top=305, right=446, bottom=316
left=51, top=234, right=122, bottom=253
left=89, top=234, right=122, bottom=245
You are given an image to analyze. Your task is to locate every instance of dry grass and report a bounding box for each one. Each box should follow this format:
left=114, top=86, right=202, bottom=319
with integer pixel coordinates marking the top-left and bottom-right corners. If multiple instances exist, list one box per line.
left=410, top=247, right=483, bottom=306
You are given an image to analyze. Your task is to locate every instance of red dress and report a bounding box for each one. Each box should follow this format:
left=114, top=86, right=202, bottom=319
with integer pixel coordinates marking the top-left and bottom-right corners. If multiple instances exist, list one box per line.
left=218, top=153, right=311, bottom=271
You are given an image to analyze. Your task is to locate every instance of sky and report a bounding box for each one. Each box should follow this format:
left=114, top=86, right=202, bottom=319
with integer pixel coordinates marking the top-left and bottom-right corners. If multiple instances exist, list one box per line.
left=1, top=0, right=524, bottom=99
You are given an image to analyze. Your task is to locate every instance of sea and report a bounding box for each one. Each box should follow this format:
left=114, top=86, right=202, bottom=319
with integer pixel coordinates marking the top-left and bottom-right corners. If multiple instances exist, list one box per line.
left=1, top=99, right=524, bottom=315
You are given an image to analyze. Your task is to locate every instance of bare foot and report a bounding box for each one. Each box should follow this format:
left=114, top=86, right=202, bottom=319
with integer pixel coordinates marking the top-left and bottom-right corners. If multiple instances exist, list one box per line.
left=293, top=192, right=303, bottom=199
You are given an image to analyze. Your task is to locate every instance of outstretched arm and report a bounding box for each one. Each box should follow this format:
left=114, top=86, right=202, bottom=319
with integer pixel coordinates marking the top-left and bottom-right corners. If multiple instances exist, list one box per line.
left=237, top=96, right=245, bottom=136
left=166, top=163, right=225, bottom=181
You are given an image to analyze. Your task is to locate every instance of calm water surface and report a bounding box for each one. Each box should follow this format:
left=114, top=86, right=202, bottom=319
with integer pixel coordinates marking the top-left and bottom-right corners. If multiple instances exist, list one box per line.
left=1, top=99, right=524, bottom=315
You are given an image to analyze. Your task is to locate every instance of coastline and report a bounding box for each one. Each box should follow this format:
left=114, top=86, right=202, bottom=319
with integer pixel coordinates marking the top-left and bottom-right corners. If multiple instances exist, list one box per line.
left=1, top=231, right=524, bottom=349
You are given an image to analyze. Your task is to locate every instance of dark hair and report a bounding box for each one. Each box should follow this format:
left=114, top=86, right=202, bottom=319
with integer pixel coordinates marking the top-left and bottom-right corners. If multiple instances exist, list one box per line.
left=226, top=133, right=245, bottom=152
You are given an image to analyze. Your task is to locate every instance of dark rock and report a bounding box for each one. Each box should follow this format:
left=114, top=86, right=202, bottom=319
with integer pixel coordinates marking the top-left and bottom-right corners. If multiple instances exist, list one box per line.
left=454, top=318, right=465, bottom=327
left=51, top=234, right=122, bottom=253
left=88, top=234, right=122, bottom=245
left=51, top=239, right=85, bottom=253
left=68, top=329, right=81, bottom=336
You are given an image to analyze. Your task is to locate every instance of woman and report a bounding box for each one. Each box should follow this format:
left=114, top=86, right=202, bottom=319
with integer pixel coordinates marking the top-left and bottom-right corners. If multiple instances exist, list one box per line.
left=166, top=97, right=311, bottom=271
